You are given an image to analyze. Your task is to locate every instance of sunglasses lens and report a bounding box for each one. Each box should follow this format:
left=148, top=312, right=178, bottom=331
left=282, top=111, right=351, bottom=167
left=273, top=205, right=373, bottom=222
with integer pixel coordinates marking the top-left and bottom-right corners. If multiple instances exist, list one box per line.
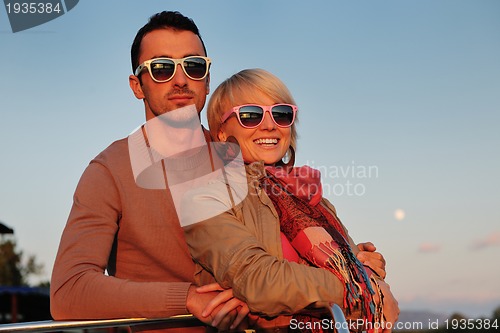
left=150, top=59, right=175, bottom=82
left=238, top=106, right=264, bottom=127
left=271, top=105, right=295, bottom=126
left=183, top=57, right=209, bottom=79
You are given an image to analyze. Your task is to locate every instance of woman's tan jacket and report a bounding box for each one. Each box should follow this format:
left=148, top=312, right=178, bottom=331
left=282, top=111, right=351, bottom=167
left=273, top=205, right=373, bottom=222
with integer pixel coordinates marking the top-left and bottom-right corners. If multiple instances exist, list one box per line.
left=183, top=162, right=359, bottom=321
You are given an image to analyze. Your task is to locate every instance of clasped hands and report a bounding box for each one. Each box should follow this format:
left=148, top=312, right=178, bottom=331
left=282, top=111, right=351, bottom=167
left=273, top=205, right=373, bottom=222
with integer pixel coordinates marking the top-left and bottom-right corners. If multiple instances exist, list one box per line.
left=187, top=242, right=388, bottom=331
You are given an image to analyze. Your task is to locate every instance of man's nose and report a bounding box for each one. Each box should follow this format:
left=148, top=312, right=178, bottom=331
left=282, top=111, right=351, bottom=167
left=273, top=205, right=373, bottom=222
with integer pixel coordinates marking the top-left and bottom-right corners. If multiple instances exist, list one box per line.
left=171, top=64, right=189, bottom=86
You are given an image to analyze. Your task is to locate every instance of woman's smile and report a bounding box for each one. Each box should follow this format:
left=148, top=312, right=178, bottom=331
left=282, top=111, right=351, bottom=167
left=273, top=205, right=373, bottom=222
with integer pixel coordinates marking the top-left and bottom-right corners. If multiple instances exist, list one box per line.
left=253, top=137, right=279, bottom=146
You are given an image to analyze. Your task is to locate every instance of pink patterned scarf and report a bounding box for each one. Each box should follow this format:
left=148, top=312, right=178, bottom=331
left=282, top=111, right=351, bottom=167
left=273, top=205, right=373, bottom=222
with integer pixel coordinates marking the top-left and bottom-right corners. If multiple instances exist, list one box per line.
left=262, top=166, right=381, bottom=333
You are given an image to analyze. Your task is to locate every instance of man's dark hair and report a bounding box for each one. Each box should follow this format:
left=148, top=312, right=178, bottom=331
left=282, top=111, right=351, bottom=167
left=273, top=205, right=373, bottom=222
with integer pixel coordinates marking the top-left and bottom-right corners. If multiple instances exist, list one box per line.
left=131, top=11, right=207, bottom=72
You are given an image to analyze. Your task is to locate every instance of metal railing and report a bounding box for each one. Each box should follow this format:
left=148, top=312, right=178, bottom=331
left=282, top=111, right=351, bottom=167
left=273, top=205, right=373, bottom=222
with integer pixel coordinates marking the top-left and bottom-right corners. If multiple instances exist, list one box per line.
left=0, top=315, right=200, bottom=332
left=0, top=304, right=349, bottom=333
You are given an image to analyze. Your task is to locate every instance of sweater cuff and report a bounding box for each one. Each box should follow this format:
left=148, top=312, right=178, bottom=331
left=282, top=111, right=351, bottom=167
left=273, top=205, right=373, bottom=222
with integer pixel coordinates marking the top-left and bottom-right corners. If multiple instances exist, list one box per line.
left=164, top=282, right=192, bottom=314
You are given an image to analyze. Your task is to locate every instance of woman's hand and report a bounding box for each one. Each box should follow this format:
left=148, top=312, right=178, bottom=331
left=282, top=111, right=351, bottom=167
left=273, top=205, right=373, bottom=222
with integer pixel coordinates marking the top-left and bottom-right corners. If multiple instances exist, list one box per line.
left=196, top=282, right=251, bottom=330
left=357, top=242, right=387, bottom=279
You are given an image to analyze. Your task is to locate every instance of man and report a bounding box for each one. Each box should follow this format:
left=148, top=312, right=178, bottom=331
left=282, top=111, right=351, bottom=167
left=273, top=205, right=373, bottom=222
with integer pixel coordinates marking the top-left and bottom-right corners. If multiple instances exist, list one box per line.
left=51, top=11, right=387, bottom=332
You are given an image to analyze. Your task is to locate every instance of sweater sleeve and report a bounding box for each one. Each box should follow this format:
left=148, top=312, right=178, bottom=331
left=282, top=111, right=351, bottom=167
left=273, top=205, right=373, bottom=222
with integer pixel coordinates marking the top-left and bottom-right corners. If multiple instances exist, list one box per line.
left=50, top=161, right=191, bottom=319
left=183, top=195, right=345, bottom=317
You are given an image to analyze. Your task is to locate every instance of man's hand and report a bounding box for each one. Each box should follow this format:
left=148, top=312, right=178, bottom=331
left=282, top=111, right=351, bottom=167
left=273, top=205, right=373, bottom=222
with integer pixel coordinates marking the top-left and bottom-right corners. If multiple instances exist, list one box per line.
left=187, top=283, right=249, bottom=331
left=356, top=242, right=387, bottom=279
left=377, top=280, right=399, bottom=333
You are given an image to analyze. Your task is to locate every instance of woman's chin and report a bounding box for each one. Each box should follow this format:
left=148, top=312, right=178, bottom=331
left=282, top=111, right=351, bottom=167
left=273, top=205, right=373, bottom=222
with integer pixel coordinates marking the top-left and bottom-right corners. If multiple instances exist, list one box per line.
left=242, top=150, right=284, bottom=166
left=262, top=157, right=282, bottom=166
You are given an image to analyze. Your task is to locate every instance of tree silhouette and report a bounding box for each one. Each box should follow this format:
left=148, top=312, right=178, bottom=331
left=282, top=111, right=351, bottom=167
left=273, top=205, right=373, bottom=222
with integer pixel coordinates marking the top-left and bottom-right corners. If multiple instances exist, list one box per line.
left=493, top=306, right=500, bottom=320
left=0, top=237, right=44, bottom=286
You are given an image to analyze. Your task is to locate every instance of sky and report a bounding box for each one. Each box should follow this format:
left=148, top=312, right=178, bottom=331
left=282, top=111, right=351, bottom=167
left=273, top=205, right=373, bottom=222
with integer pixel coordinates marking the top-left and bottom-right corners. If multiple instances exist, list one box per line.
left=1, top=0, right=499, bottom=319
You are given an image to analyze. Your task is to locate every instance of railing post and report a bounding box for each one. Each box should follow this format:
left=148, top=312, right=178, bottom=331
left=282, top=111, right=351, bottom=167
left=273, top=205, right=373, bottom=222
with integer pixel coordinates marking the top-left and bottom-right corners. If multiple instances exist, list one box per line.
left=10, top=294, right=18, bottom=324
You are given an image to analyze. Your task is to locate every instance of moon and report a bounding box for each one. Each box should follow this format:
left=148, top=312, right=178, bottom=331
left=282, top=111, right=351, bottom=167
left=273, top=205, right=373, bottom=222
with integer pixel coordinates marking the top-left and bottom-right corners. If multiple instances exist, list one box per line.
left=394, top=209, right=406, bottom=221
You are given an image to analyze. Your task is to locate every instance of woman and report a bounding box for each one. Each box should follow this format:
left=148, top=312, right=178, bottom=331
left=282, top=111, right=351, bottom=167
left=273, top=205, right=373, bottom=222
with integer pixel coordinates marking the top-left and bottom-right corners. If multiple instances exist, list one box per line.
left=183, top=69, right=398, bottom=332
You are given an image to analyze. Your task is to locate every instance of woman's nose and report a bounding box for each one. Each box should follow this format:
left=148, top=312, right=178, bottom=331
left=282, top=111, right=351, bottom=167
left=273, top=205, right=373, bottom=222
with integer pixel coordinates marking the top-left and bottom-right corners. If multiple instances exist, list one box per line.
left=259, top=111, right=276, bottom=130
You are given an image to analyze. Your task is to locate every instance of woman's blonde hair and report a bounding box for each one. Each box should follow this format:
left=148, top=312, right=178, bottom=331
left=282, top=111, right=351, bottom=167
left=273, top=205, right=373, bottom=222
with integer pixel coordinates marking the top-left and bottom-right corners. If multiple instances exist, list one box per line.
left=207, top=68, right=298, bottom=150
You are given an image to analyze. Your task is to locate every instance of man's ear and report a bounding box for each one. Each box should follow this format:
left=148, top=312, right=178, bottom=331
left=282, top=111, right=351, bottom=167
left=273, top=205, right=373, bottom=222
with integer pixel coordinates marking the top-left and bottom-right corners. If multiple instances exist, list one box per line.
left=129, top=75, right=145, bottom=99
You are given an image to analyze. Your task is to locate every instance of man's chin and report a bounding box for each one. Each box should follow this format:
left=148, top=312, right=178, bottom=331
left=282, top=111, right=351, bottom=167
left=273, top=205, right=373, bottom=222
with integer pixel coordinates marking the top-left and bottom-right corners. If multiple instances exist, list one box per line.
left=158, top=104, right=200, bottom=128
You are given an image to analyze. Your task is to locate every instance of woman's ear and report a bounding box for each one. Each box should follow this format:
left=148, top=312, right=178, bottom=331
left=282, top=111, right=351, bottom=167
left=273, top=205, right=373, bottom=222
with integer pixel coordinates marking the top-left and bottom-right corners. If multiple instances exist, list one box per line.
left=129, top=75, right=145, bottom=99
left=218, top=128, right=226, bottom=142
